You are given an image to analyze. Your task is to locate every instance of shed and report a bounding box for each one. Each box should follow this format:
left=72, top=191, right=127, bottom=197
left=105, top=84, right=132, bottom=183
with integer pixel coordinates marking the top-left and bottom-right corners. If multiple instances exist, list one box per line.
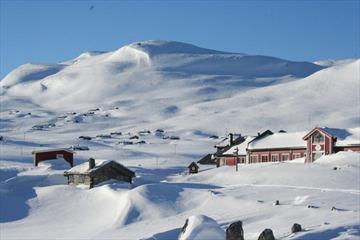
left=64, top=158, right=135, bottom=188
left=32, top=148, right=74, bottom=167
left=188, top=162, right=199, bottom=174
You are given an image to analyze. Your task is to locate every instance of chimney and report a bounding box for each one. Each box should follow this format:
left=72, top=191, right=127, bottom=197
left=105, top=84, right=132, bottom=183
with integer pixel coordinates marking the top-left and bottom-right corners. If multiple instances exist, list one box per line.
left=229, top=133, right=234, bottom=146
left=88, top=158, right=95, bottom=170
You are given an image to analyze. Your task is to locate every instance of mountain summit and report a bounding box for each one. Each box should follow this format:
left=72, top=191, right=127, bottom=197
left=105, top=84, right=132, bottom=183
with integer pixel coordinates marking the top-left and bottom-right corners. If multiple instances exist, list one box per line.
left=1, top=40, right=358, bottom=132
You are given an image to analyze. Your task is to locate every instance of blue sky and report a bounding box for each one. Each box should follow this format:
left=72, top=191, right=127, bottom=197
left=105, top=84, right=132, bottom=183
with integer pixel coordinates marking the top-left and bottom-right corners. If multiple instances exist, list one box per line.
left=1, top=0, right=359, bottom=79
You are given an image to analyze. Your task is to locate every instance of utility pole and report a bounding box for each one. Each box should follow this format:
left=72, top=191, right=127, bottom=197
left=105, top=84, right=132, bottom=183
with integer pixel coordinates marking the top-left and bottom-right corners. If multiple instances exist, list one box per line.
left=234, top=147, right=239, bottom=172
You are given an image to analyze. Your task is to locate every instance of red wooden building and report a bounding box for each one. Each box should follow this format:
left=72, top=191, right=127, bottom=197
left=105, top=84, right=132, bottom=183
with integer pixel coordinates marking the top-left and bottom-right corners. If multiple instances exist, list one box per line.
left=247, top=131, right=307, bottom=163
left=201, top=127, right=360, bottom=167
left=303, top=127, right=360, bottom=162
left=32, top=148, right=74, bottom=167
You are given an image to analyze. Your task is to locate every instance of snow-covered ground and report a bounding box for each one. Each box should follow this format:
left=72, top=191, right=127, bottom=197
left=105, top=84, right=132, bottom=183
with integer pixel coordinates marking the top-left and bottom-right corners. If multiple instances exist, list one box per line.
left=1, top=40, right=359, bottom=239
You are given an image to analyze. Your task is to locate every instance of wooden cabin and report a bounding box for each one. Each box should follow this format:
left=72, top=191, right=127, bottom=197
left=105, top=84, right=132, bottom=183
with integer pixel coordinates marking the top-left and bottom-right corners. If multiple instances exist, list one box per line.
left=188, top=162, right=199, bottom=174
left=32, top=148, right=74, bottom=167
left=64, top=158, right=135, bottom=188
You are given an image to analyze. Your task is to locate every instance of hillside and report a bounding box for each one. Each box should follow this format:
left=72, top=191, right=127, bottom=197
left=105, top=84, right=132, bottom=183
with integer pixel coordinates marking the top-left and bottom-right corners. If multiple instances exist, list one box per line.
left=1, top=41, right=359, bottom=135
left=1, top=40, right=359, bottom=240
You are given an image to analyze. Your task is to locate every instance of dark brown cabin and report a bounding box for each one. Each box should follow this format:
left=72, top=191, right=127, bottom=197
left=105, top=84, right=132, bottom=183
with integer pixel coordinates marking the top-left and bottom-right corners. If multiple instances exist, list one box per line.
left=64, top=158, right=135, bottom=188
left=32, top=148, right=74, bottom=167
left=188, top=162, right=199, bottom=174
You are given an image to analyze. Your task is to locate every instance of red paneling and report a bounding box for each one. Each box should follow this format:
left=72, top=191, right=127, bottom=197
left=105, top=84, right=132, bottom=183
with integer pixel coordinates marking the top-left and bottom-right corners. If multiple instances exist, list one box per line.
left=34, top=150, right=73, bottom=167
left=226, top=158, right=236, bottom=166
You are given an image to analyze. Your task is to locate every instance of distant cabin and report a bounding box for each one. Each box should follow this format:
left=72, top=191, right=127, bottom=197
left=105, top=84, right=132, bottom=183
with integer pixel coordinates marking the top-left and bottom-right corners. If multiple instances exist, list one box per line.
left=32, top=148, right=74, bottom=167
left=64, top=158, right=135, bottom=188
left=188, top=162, right=199, bottom=174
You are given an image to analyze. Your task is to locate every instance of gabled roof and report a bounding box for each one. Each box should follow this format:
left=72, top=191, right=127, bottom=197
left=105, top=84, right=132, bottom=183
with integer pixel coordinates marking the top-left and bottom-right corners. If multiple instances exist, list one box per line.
left=64, top=159, right=134, bottom=177
left=214, top=134, right=242, bottom=148
left=197, top=154, right=216, bottom=165
left=214, top=135, right=246, bottom=156
left=188, top=162, right=199, bottom=169
left=222, top=136, right=255, bottom=156
left=303, top=127, right=352, bottom=140
left=249, top=130, right=273, bottom=143
left=32, top=148, right=75, bottom=154
left=248, top=131, right=306, bottom=150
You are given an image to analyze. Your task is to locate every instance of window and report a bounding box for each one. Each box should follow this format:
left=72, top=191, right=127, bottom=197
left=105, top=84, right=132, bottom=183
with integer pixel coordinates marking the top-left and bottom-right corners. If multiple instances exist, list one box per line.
left=271, top=155, right=279, bottom=162
left=56, top=154, right=64, bottom=159
left=261, top=155, right=268, bottom=162
left=312, top=132, right=324, bottom=143
left=281, top=154, right=289, bottom=161
left=250, top=155, right=258, bottom=163
left=293, top=153, right=301, bottom=159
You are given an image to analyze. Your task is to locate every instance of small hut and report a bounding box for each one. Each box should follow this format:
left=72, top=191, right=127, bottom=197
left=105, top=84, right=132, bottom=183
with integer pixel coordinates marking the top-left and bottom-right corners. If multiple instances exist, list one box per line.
left=64, top=158, right=135, bottom=188
left=32, top=148, right=74, bottom=167
left=188, top=162, right=199, bottom=174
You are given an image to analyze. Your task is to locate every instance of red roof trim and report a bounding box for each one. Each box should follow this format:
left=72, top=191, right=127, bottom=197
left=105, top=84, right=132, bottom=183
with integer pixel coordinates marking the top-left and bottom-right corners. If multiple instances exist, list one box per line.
left=303, top=127, right=333, bottom=140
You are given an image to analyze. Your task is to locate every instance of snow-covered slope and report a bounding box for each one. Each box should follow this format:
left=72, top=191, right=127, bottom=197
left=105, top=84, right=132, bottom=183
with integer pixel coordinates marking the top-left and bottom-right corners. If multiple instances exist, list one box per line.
left=1, top=40, right=358, bottom=134
left=1, top=40, right=322, bottom=111
left=1, top=40, right=359, bottom=240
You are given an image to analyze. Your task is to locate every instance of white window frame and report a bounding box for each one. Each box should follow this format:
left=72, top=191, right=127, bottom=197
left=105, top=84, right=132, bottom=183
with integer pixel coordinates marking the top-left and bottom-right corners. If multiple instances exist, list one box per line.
left=281, top=154, right=289, bottom=161
left=271, top=155, right=279, bottom=162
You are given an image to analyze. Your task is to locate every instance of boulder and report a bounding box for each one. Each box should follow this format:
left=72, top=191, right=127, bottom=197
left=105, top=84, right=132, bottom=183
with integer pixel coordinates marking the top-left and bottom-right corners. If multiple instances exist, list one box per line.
left=178, top=215, right=225, bottom=240
left=258, top=229, right=275, bottom=240
left=291, top=223, right=302, bottom=233
left=226, top=221, right=244, bottom=240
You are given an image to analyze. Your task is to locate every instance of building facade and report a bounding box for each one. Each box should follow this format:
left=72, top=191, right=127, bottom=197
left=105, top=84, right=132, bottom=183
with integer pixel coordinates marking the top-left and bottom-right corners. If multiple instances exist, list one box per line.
left=32, top=148, right=74, bottom=167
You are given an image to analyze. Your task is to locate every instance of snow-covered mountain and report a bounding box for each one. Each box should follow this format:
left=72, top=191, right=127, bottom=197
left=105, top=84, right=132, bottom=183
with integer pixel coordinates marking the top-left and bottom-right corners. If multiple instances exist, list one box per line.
left=1, top=41, right=360, bottom=239
left=2, top=40, right=358, bottom=134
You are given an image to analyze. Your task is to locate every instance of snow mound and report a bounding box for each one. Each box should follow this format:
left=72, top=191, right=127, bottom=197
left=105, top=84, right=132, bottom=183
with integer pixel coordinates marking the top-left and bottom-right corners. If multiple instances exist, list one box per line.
left=314, top=151, right=360, bottom=168
left=1, top=63, right=66, bottom=87
left=178, top=215, right=225, bottom=240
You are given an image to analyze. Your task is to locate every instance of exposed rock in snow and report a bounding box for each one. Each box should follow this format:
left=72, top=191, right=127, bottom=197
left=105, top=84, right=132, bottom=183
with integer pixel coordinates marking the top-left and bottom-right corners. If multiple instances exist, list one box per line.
left=226, top=220, right=244, bottom=240
left=291, top=223, right=302, bottom=233
left=258, top=228, right=275, bottom=240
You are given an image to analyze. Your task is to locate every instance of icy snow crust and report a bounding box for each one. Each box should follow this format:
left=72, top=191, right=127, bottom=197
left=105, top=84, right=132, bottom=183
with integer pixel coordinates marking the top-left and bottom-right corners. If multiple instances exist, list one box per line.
left=1, top=41, right=360, bottom=239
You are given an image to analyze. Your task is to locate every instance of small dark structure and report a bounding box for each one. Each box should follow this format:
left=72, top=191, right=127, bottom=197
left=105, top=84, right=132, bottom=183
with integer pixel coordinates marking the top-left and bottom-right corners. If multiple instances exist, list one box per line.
left=79, top=136, right=92, bottom=140
left=64, top=158, right=135, bottom=188
left=32, top=148, right=74, bottom=167
left=188, top=162, right=199, bottom=174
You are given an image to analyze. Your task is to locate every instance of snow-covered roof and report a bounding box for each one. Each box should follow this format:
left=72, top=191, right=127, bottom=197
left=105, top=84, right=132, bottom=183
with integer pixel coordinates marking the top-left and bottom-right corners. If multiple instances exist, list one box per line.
left=215, top=134, right=242, bottom=147
left=335, top=128, right=360, bottom=146
left=223, top=136, right=255, bottom=155
left=303, top=127, right=360, bottom=146
left=248, top=132, right=307, bottom=150
left=64, top=159, right=135, bottom=177
left=64, top=159, right=111, bottom=174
